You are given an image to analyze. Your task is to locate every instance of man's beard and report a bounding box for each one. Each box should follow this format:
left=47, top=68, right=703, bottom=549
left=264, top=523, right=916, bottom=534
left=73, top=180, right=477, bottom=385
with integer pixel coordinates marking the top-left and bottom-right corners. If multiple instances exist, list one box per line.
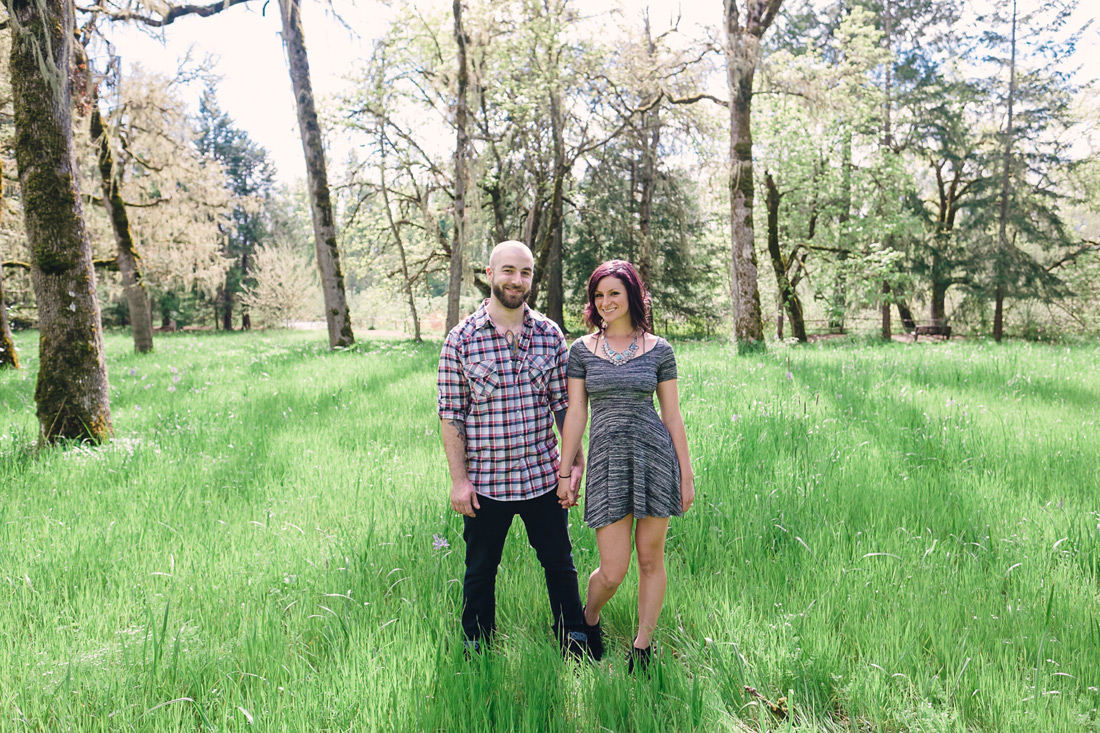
left=492, top=282, right=528, bottom=309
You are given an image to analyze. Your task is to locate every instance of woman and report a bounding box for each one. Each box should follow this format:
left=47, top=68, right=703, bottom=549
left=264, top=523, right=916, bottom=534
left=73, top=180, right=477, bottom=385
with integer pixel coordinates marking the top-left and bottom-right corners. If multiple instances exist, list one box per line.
left=556, top=259, right=694, bottom=672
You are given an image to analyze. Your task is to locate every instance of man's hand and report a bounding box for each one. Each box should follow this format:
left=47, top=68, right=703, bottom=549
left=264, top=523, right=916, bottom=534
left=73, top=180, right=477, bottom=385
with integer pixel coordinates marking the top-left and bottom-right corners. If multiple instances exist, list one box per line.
left=567, top=462, right=584, bottom=506
left=451, top=478, right=480, bottom=517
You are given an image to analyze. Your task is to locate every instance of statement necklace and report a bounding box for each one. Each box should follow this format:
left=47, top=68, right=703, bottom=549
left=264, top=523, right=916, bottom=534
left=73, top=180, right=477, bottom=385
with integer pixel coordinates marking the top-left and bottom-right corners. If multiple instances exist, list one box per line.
left=600, top=330, right=640, bottom=366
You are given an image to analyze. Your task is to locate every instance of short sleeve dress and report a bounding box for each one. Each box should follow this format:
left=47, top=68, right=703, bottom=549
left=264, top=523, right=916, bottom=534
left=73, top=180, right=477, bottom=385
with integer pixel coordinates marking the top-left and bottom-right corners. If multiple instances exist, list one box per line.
left=567, top=336, right=682, bottom=529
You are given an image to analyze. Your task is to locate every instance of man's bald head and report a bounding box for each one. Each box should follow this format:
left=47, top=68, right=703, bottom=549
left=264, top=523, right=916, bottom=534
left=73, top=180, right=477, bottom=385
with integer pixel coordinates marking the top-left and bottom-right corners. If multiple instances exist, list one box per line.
left=488, top=240, right=534, bottom=270
left=486, top=240, right=534, bottom=310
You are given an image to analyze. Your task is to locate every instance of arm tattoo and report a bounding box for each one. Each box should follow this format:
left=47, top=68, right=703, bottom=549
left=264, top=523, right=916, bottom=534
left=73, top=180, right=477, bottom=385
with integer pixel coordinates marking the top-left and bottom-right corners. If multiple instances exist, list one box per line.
left=447, top=417, right=467, bottom=443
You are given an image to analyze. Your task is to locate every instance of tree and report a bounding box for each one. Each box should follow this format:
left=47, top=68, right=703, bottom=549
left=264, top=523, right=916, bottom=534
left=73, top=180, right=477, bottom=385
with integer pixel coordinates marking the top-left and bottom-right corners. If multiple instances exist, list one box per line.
left=724, top=0, right=783, bottom=349
left=277, top=0, right=354, bottom=348
left=981, top=0, right=1082, bottom=340
left=88, top=93, right=154, bottom=352
left=445, top=0, right=469, bottom=332
left=91, top=67, right=235, bottom=328
left=240, top=240, right=316, bottom=327
left=90, top=0, right=355, bottom=348
left=7, top=0, right=111, bottom=442
left=194, top=87, right=276, bottom=331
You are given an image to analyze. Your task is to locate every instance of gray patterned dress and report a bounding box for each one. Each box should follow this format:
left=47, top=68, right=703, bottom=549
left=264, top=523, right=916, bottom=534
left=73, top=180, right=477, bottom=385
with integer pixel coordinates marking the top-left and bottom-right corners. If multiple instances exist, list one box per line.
left=567, top=337, right=682, bottom=529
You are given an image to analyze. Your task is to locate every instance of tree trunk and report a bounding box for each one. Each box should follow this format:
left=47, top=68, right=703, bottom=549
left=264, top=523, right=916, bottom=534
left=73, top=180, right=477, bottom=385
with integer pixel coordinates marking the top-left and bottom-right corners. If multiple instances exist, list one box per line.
left=764, top=173, right=806, bottom=343
left=380, top=131, right=422, bottom=342
left=241, top=253, right=252, bottom=330
left=90, top=104, right=154, bottom=353
left=724, top=0, right=772, bottom=349
left=446, top=0, right=469, bottom=332
left=895, top=295, right=916, bottom=331
left=637, top=21, right=660, bottom=288
left=544, top=88, right=566, bottom=330
left=221, top=285, right=234, bottom=331
left=279, top=0, right=354, bottom=348
left=638, top=111, right=660, bottom=288
left=881, top=281, right=891, bottom=340
left=0, top=159, right=19, bottom=369
left=993, top=0, right=1017, bottom=343
left=831, top=129, right=852, bottom=332
left=10, top=0, right=112, bottom=442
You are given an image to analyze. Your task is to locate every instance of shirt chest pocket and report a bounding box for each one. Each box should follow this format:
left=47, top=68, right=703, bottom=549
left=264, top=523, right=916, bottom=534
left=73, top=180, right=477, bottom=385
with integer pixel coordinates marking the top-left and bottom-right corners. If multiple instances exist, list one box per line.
left=463, top=359, right=499, bottom=403
left=526, top=354, right=555, bottom=393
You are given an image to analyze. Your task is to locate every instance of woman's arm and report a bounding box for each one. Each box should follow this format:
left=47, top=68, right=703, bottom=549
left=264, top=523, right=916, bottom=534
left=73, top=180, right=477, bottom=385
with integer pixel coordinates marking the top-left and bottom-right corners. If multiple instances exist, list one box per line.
left=656, top=378, right=694, bottom=513
left=557, top=376, right=589, bottom=508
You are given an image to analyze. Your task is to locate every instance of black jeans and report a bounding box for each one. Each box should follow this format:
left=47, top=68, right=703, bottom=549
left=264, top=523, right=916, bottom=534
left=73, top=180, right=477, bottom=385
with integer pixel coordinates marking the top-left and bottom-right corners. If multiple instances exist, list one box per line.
left=461, top=488, right=584, bottom=641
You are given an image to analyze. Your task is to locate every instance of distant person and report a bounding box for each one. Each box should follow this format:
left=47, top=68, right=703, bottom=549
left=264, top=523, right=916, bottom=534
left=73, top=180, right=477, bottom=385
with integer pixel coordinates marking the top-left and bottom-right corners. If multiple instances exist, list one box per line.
left=556, top=259, right=695, bottom=672
left=437, top=240, right=593, bottom=658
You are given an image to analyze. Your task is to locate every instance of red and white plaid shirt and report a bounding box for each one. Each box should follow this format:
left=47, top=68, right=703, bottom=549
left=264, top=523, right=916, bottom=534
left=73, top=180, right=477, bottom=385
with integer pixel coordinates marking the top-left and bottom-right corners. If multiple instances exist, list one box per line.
left=437, top=300, right=569, bottom=501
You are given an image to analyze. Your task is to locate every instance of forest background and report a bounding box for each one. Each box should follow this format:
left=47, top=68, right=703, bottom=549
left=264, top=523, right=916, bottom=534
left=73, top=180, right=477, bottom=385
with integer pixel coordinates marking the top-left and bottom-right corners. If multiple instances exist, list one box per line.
left=2, top=0, right=1099, bottom=353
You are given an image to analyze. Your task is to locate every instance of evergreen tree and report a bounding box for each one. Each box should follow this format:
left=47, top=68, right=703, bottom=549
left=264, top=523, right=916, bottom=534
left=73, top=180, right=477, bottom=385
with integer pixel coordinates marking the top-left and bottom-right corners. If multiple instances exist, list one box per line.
left=194, top=88, right=276, bottom=331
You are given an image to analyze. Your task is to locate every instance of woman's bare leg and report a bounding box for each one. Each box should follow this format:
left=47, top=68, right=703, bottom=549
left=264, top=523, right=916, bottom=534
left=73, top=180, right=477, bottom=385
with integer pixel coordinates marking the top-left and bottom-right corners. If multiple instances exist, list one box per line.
left=584, top=515, right=633, bottom=625
left=633, top=516, right=670, bottom=648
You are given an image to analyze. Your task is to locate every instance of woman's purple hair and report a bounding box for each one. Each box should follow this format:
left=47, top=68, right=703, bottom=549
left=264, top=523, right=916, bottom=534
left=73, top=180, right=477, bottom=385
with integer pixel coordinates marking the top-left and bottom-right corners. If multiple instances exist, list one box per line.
left=584, top=260, right=652, bottom=333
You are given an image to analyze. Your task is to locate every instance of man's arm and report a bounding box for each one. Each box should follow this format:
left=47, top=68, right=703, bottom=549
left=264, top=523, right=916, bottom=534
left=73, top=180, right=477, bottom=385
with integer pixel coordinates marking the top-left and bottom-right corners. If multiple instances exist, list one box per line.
left=438, top=334, right=478, bottom=517
left=441, top=417, right=479, bottom=517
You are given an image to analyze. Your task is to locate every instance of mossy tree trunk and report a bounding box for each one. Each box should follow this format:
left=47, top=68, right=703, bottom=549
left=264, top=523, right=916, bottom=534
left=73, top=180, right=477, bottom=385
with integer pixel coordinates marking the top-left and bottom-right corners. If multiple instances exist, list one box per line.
left=279, top=0, right=354, bottom=349
left=90, top=103, right=154, bottom=353
left=0, top=159, right=20, bottom=369
left=764, top=173, right=806, bottom=343
left=724, top=0, right=781, bottom=349
left=9, top=0, right=112, bottom=442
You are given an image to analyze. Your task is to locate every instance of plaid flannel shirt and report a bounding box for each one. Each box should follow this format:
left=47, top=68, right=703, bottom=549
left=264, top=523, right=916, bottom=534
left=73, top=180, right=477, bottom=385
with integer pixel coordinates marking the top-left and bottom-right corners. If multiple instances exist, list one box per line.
left=437, top=300, right=569, bottom=501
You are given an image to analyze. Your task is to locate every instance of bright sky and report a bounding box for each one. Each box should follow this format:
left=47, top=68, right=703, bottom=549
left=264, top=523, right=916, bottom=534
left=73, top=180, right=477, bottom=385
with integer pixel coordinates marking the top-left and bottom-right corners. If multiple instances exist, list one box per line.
left=108, top=0, right=1099, bottom=186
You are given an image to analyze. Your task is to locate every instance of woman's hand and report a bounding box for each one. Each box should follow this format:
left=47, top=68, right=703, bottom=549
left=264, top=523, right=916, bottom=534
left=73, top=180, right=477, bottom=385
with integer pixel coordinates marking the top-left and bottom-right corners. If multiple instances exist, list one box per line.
left=680, top=474, right=695, bottom=513
left=557, top=475, right=574, bottom=508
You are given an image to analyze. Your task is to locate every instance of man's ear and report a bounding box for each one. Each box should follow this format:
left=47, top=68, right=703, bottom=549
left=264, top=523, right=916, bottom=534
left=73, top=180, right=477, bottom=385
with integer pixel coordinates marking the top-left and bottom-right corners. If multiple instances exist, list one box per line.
left=485, top=266, right=493, bottom=280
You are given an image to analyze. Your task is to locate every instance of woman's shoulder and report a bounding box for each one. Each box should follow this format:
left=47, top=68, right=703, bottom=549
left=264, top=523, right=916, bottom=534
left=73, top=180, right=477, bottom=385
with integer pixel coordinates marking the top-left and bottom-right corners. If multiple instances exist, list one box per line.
left=569, top=334, right=598, bottom=355
left=645, top=334, right=673, bottom=353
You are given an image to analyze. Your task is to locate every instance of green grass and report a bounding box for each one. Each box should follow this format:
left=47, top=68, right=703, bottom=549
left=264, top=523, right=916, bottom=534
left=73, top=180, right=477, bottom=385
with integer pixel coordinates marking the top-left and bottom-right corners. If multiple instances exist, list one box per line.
left=1, top=330, right=1098, bottom=731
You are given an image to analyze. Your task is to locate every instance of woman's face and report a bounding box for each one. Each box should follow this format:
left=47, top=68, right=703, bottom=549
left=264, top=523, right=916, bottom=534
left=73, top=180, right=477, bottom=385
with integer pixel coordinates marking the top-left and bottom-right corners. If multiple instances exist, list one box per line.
left=594, top=276, right=631, bottom=330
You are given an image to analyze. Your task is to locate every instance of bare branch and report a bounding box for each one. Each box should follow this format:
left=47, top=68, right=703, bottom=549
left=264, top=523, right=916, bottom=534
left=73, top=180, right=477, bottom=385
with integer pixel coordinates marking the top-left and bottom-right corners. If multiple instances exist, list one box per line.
left=78, top=0, right=253, bottom=27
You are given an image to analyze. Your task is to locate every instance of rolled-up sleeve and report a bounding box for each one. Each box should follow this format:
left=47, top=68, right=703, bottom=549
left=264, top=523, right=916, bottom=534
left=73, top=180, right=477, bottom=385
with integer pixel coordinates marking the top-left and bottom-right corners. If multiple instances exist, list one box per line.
left=437, top=334, right=467, bottom=421
left=547, top=333, right=569, bottom=414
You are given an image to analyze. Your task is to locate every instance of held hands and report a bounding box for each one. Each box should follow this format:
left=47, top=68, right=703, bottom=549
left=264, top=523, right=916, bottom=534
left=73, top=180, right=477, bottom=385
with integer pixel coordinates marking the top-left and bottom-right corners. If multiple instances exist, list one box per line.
left=450, top=478, right=480, bottom=517
left=681, top=474, right=695, bottom=513
left=557, top=463, right=584, bottom=508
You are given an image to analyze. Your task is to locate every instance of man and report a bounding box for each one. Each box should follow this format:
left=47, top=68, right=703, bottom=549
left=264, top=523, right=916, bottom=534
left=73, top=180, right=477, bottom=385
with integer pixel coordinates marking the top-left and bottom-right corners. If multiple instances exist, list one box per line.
left=437, top=240, right=593, bottom=658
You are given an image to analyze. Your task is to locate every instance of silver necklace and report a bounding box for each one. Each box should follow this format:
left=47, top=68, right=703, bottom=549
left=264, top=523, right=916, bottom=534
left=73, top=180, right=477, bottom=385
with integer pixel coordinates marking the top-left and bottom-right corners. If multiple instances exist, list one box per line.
left=600, top=330, right=640, bottom=365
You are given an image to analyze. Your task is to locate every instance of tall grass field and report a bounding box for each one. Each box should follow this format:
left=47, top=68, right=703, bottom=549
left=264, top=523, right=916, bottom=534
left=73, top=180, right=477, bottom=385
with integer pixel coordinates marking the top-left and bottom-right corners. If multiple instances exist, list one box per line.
left=1, top=330, right=1098, bottom=731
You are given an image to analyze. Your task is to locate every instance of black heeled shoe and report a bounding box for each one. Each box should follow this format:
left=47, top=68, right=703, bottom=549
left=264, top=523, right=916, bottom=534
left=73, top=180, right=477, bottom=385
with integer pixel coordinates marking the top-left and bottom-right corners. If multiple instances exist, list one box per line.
left=626, top=645, right=651, bottom=674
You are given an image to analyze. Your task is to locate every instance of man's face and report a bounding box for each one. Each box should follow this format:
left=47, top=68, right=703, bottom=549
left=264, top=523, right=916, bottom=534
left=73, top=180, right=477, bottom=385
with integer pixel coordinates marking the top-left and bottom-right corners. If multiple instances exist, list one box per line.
left=488, top=252, right=534, bottom=310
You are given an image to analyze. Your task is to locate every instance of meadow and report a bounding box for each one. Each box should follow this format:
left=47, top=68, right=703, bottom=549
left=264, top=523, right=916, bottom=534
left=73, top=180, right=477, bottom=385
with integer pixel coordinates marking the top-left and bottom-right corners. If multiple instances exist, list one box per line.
left=0, top=329, right=1098, bottom=732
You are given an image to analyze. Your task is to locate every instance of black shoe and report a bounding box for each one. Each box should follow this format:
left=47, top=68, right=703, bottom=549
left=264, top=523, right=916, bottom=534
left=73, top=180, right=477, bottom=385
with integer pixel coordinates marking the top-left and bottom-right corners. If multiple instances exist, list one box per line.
left=627, top=645, right=652, bottom=674
left=562, top=630, right=589, bottom=660
left=582, top=606, right=604, bottom=661
left=463, top=637, right=485, bottom=659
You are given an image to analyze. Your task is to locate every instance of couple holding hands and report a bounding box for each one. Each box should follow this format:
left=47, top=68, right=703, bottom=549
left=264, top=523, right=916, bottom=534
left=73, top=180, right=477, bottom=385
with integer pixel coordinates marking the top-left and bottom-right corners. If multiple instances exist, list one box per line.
left=438, top=240, right=693, bottom=671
